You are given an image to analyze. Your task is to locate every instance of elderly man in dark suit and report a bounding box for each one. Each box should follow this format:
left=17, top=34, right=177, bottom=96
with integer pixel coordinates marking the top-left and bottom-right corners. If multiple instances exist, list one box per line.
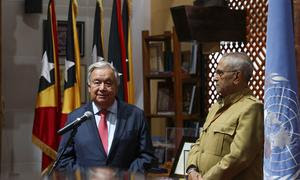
left=56, top=61, right=156, bottom=173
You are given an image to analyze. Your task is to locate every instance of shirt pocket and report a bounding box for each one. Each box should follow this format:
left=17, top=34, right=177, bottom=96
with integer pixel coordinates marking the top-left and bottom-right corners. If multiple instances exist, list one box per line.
left=205, top=124, right=236, bottom=156
left=213, top=124, right=236, bottom=156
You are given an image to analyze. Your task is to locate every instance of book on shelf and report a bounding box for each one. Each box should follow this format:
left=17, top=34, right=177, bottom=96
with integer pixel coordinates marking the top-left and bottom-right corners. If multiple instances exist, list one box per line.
left=156, top=111, right=175, bottom=115
left=157, top=81, right=175, bottom=115
left=149, top=42, right=164, bottom=73
left=164, top=51, right=173, bottom=72
left=188, top=85, right=196, bottom=114
left=181, top=51, right=191, bottom=73
left=189, top=40, right=198, bottom=74
left=182, top=84, right=196, bottom=114
left=183, top=121, right=200, bottom=134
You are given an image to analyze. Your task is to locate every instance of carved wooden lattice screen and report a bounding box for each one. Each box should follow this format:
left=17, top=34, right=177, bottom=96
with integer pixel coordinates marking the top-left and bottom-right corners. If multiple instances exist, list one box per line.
left=205, top=0, right=267, bottom=109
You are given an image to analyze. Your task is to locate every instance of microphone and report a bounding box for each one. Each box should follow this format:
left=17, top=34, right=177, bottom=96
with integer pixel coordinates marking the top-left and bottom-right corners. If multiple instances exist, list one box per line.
left=57, top=111, right=93, bottom=135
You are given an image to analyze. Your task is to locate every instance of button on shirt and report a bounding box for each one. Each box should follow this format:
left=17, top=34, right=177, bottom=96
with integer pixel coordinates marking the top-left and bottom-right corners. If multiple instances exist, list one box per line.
left=92, top=100, right=118, bottom=154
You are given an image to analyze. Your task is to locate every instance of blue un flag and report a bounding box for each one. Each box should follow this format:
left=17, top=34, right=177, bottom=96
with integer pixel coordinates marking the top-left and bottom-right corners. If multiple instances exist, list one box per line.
left=264, top=0, right=300, bottom=179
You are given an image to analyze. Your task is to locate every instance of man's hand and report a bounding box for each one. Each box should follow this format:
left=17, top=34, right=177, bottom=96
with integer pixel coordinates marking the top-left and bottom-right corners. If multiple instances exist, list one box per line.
left=188, top=171, right=203, bottom=180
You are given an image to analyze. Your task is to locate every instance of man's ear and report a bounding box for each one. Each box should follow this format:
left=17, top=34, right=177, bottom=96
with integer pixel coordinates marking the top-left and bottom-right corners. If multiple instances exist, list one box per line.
left=233, top=71, right=242, bottom=85
left=88, top=84, right=91, bottom=93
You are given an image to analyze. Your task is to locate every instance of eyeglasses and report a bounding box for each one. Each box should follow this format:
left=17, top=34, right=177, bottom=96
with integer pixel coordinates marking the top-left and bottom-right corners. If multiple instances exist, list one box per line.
left=214, top=69, right=237, bottom=77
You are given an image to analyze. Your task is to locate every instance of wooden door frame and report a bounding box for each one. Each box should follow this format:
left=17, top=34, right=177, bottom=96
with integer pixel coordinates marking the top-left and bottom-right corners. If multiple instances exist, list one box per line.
left=0, top=0, right=2, bottom=172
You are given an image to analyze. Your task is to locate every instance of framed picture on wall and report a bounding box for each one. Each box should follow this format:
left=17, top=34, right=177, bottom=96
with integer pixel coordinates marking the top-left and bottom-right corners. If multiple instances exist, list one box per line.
left=57, top=20, right=85, bottom=57
left=43, top=20, right=85, bottom=57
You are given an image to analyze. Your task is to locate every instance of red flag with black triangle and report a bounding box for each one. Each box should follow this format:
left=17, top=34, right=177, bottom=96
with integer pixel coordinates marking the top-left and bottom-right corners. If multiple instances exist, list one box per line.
left=32, top=0, right=61, bottom=173
left=92, top=0, right=105, bottom=63
left=108, top=0, right=128, bottom=102
left=122, top=0, right=134, bottom=104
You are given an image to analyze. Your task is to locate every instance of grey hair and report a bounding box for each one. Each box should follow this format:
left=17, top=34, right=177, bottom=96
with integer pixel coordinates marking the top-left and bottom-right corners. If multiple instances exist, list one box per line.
left=222, top=52, right=254, bottom=82
left=87, top=61, right=120, bottom=86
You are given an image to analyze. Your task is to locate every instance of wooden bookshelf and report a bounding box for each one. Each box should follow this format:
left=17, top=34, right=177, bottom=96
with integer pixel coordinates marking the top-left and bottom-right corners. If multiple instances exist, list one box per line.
left=142, top=29, right=205, bottom=130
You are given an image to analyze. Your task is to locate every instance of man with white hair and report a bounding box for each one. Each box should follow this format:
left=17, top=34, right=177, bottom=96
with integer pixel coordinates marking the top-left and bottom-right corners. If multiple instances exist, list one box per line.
left=57, top=61, right=156, bottom=173
left=186, top=52, right=264, bottom=180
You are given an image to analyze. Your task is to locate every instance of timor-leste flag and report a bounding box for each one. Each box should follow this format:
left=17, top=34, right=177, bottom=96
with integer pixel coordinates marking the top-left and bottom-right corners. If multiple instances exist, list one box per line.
left=108, top=0, right=128, bottom=102
left=32, top=0, right=61, bottom=173
left=122, top=0, right=134, bottom=104
left=92, top=0, right=105, bottom=63
left=61, top=0, right=81, bottom=128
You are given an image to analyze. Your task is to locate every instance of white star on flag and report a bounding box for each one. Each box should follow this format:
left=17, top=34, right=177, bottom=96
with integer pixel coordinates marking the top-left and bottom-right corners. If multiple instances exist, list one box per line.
left=110, top=61, right=122, bottom=77
left=41, top=51, right=54, bottom=83
left=92, top=45, right=104, bottom=62
left=64, top=59, right=75, bottom=82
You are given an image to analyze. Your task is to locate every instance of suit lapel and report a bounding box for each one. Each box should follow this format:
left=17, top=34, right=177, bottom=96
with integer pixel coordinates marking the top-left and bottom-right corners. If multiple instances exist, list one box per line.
left=84, top=102, right=107, bottom=157
left=108, top=100, right=127, bottom=158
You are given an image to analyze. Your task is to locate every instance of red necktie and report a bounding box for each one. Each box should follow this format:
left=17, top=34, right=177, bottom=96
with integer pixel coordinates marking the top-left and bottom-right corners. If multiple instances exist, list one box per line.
left=98, top=110, right=108, bottom=154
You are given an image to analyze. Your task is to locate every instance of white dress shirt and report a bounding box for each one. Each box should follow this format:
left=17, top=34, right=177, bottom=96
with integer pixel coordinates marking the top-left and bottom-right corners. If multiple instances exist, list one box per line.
left=92, top=100, right=118, bottom=154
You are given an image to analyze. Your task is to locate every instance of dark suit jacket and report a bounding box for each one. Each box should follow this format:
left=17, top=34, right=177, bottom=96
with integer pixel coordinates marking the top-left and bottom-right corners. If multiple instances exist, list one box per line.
left=56, top=100, right=156, bottom=173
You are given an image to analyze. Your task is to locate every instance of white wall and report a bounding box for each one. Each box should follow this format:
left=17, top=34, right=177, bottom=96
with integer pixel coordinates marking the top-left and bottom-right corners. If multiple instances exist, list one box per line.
left=1, top=0, right=149, bottom=179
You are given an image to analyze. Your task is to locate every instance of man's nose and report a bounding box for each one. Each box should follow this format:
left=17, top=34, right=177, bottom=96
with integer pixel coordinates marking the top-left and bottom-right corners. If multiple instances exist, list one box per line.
left=99, top=82, right=106, bottom=90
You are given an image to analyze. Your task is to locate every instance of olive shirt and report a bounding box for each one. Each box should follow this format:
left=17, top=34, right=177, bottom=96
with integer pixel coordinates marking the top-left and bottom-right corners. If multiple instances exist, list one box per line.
left=187, top=88, right=264, bottom=180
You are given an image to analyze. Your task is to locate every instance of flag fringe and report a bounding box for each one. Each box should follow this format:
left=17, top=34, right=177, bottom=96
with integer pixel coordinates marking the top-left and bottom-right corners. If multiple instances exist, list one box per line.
left=41, top=161, right=54, bottom=176
left=32, top=135, right=57, bottom=160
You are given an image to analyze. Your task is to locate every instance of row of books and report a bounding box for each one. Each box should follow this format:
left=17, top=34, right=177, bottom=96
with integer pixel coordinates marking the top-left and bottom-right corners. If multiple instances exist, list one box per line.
left=149, top=41, right=199, bottom=74
left=156, top=81, right=197, bottom=115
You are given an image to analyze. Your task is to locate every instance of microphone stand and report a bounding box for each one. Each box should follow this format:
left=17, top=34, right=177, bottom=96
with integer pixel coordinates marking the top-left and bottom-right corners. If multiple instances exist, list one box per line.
left=48, top=128, right=78, bottom=177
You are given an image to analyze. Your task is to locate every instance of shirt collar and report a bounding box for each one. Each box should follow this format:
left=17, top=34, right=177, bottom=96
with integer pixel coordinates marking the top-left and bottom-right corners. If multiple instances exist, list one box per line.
left=92, top=99, right=118, bottom=115
left=217, top=88, right=252, bottom=107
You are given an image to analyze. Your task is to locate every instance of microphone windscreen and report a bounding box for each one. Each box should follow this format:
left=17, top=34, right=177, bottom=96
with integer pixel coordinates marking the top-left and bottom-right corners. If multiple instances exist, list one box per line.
left=84, top=111, right=93, bottom=118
